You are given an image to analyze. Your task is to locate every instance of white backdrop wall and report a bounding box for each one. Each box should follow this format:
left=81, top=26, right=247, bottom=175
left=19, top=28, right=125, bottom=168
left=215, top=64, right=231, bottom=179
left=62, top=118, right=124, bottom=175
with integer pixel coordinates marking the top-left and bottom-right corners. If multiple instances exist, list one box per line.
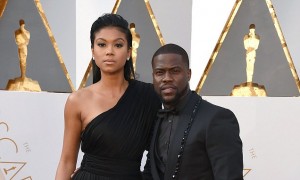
left=0, top=91, right=68, bottom=179
left=1, top=92, right=300, bottom=179
left=203, top=96, right=300, bottom=179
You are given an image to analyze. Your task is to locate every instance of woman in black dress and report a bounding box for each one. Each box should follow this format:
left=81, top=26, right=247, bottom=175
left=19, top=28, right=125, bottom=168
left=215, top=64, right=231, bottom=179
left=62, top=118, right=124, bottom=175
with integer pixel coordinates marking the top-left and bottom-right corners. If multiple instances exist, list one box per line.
left=55, top=14, right=161, bottom=180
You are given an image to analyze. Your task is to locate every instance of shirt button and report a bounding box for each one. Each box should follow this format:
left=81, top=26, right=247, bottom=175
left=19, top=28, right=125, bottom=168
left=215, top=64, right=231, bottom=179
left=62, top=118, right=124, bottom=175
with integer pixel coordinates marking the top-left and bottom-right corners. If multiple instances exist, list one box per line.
left=168, top=119, right=172, bottom=123
left=165, top=141, right=169, bottom=145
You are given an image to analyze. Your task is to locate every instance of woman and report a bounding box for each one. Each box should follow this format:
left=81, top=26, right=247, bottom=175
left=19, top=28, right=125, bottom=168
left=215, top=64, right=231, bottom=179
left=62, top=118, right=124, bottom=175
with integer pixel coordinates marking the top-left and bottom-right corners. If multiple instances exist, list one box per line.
left=55, top=14, right=161, bottom=180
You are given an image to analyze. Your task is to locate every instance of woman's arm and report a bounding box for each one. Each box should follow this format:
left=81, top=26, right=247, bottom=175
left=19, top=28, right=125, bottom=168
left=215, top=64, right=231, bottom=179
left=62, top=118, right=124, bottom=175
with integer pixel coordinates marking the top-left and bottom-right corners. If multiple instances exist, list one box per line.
left=55, top=94, right=82, bottom=180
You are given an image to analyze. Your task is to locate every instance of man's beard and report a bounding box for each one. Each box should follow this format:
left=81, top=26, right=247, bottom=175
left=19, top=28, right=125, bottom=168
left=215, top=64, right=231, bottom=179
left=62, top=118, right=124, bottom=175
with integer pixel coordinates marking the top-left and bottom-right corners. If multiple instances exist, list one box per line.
left=161, top=84, right=189, bottom=108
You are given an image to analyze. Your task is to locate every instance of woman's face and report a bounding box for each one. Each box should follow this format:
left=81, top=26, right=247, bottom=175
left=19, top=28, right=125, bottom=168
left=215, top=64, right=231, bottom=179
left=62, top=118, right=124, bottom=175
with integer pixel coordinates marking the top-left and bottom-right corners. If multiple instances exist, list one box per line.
left=92, top=26, right=131, bottom=76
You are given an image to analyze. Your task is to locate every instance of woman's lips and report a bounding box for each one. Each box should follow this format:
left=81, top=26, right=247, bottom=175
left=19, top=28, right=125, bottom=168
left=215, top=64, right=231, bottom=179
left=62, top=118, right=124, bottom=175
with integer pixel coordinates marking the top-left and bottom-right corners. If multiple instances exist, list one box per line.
left=103, top=60, right=115, bottom=64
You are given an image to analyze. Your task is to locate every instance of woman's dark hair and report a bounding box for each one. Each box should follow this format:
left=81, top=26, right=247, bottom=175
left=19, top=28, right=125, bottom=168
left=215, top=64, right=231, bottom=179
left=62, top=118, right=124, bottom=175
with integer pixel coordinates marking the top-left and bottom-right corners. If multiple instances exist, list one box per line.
left=91, top=13, right=135, bottom=83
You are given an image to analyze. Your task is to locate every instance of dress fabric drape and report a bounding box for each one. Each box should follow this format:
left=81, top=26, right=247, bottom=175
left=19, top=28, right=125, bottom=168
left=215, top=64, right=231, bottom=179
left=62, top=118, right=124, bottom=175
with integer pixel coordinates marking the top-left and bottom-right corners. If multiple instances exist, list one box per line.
left=72, top=80, right=161, bottom=180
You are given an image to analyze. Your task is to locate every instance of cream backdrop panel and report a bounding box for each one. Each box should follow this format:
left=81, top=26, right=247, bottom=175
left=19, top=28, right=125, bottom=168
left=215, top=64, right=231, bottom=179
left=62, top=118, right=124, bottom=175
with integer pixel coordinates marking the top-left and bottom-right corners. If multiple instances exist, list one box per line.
left=0, top=91, right=85, bottom=179
left=1, top=92, right=300, bottom=179
left=203, top=96, right=300, bottom=179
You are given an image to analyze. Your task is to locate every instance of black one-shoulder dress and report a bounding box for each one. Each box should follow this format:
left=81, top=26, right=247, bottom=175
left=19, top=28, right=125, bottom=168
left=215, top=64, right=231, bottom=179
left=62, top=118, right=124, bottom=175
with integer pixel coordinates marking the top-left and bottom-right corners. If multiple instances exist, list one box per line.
left=72, top=80, right=161, bottom=180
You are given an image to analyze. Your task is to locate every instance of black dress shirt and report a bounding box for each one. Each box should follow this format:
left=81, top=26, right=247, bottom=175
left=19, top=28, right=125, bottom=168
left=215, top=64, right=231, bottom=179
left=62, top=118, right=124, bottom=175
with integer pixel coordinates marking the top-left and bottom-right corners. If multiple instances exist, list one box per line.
left=155, top=90, right=191, bottom=178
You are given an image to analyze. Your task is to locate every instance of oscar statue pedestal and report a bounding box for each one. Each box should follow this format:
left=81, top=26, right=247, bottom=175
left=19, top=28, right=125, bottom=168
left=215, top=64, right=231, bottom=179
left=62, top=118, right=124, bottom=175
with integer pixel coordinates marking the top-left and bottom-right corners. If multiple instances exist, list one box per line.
left=230, top=82, right=267, bottom=96
left=6, top=77, right=41, bottom=92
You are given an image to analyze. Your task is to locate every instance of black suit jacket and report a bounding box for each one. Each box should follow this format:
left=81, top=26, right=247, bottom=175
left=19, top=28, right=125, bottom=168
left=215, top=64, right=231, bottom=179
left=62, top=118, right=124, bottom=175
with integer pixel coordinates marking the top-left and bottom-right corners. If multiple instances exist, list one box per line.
left=143, top=92, right=243, bottom=180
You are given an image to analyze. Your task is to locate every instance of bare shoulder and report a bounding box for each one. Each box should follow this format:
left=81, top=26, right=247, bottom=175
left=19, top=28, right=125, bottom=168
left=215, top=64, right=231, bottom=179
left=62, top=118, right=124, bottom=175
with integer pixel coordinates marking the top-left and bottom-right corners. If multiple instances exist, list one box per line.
left=65, top=85, right=95, bottom=113
left=68, top=85, right=94, bottom=102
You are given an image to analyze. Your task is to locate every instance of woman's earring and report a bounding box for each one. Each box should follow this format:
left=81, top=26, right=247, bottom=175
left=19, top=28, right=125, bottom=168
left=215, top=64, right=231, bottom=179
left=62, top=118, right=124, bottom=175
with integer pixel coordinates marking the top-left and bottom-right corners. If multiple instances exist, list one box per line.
left=92, top=57, right=95, bottom=60
left=126, top=57, right=130, bottom=61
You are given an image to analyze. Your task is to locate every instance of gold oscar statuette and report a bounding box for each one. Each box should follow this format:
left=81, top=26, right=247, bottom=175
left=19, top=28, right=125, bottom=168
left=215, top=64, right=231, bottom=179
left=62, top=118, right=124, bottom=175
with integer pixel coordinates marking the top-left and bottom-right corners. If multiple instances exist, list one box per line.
left=6, top=19, right=42, bottom=92
left=231, top=24, right=267, bottom=96
left=130, top=23, right=140, bottom=73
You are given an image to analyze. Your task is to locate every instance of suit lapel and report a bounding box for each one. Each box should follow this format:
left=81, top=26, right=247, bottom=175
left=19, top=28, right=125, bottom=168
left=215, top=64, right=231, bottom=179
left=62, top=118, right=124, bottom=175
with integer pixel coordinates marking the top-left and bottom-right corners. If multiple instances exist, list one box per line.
left=164, top=93, right=200, bottom=179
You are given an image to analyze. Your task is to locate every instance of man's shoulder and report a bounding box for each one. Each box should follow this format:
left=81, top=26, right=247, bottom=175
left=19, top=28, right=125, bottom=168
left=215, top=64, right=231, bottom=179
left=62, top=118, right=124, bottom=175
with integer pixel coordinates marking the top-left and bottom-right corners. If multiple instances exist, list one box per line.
left=197, top=95, right=233, bottom=114
left=196, top=97, right=237, bottom=126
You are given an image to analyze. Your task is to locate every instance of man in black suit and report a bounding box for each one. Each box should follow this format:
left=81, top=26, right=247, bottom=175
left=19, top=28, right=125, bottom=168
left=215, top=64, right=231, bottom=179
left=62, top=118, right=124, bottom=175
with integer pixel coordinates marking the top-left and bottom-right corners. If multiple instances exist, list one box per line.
left=143, top=43, right=243, bottom=180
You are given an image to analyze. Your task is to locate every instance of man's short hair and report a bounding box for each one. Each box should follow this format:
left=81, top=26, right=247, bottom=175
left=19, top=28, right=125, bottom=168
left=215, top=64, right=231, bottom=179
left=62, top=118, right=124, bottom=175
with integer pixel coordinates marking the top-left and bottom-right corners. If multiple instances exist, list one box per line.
left=152, top=43, right=189, bottom=68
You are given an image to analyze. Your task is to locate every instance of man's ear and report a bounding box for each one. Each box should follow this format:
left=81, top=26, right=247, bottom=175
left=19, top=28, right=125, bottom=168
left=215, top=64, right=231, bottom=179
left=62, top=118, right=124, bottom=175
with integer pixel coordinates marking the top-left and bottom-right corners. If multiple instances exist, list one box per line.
left=188, top=69, right=191, bottom=81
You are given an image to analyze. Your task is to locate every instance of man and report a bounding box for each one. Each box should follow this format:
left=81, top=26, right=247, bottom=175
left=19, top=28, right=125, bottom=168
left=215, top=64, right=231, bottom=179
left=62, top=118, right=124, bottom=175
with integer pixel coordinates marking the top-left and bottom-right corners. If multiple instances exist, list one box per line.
left=143, top=43, right=243, bottom=180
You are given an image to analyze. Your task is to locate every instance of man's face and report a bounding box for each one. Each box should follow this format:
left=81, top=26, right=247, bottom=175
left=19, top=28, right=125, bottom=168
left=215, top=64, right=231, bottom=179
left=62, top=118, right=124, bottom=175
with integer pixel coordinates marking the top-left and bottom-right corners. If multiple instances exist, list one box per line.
left=152, top=53, right=191, bottom=107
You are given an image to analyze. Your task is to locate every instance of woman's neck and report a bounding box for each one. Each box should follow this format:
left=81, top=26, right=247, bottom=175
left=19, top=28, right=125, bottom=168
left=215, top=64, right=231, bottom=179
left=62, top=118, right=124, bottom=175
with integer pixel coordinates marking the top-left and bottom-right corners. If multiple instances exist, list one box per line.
left=96, top=73, right=129, bottom=94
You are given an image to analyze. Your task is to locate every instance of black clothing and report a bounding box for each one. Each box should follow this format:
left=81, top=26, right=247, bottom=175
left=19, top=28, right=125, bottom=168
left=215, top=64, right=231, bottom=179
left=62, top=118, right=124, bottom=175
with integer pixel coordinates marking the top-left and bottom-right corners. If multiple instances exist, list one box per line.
left=72, top=80, right=161, bottom=180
